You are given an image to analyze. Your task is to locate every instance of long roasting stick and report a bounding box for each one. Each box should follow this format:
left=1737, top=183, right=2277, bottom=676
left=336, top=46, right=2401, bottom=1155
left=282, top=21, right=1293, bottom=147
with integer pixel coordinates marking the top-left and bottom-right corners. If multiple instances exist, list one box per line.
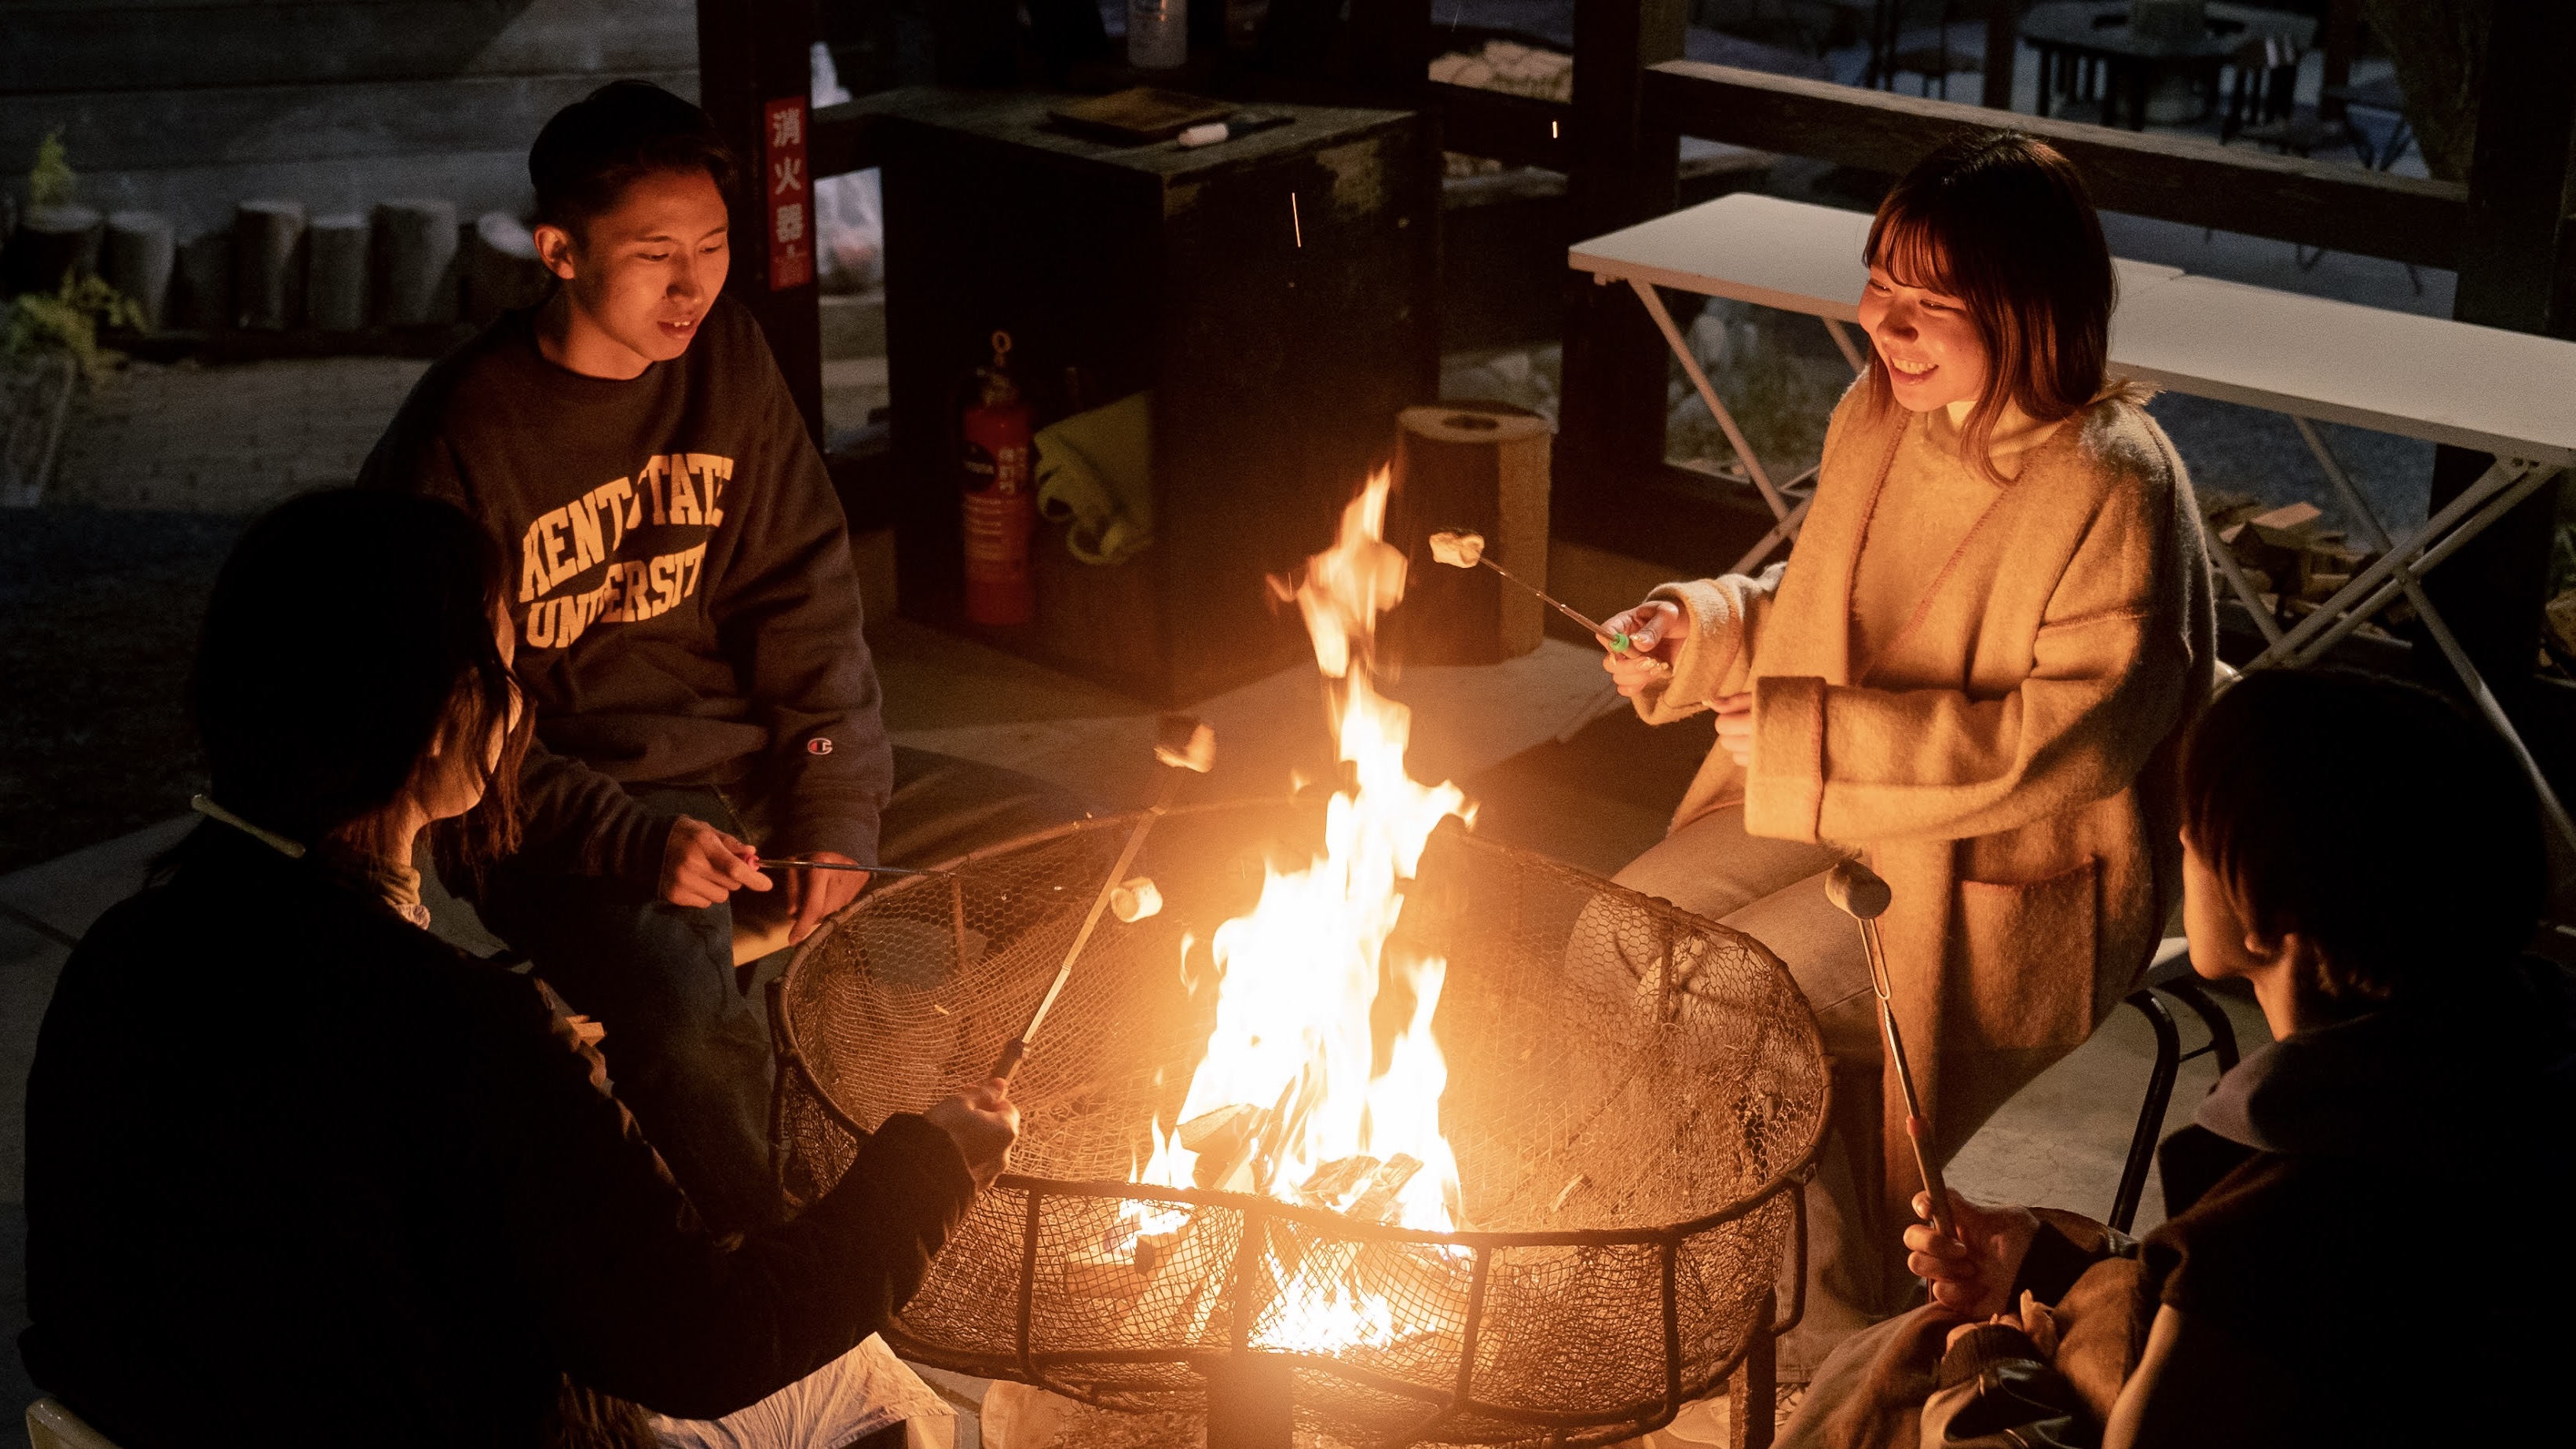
left=758, top=857, right=952, bottom=879
left=1827, top=859, right=1954, bottom=1242
left=1429, top=530, right=1669, bottom=667
left=991, top=714, right=1215, bottom=1083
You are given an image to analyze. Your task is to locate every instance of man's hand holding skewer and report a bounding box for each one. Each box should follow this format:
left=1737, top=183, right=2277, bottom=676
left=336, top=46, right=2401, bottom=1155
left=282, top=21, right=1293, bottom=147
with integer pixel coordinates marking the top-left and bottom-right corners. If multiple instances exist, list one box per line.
left=1600, top=601, right=1688, bottom=698
left=780, top=852, right=866, bottom=944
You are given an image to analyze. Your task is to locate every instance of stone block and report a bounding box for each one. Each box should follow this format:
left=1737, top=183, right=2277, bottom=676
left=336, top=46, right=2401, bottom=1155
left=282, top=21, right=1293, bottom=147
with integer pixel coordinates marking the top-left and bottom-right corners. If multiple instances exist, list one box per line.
left=2, top=204, right=103, bottom=296
left=372, top=198, right=458, bottom=325
left=465, top=210, right=549, bottom=325
left=173, top=229, right=233, bottom=330
left=232, top=199, right=307, bottom=331
left=104, top=211, right=175, bottom=331
left=306, top=212, right=369, bottom=332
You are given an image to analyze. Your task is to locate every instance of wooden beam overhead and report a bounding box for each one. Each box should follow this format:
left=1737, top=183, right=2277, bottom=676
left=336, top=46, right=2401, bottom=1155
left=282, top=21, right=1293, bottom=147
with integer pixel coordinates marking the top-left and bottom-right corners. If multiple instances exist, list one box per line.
left=1645, top=61, right=2467, bottom=270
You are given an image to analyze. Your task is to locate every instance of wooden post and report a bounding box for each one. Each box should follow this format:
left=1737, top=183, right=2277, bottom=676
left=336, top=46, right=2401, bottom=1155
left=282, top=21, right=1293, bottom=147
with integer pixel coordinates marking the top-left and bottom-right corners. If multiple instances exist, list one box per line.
left=1347, top=0, right=1433, bottom=100
left=1981, top=0, right=2018, bottom=110
left=2318, top=0, right=2359, bottom=124
left=1556, top=0, right=1687, bottom=537
left=2424, top=0, right=2574, bottom=703
left=698, top=0, right=826, bottom=446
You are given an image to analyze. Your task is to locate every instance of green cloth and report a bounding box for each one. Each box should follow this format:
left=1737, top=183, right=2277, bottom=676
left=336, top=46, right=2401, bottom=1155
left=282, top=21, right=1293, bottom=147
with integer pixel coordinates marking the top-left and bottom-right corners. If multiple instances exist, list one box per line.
left=1034, top=391, right=1152, bottom=565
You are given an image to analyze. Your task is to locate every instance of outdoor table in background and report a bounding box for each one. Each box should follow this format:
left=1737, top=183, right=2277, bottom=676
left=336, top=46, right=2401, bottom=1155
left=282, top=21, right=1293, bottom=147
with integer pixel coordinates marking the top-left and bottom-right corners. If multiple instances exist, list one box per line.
left=1570, top=191, right=2576, bottom=852
left=2321, top=74, right=2417, bottom=171
left=2020, top=1, right=2318, bottom=130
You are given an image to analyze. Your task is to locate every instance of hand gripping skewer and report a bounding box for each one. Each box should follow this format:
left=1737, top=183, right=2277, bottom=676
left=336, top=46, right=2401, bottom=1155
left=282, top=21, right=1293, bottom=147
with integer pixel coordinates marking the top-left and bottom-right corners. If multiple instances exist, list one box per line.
left=991, top=713, right=1215, bottom=1083
left=1826, top=858, right=1954, bottom=1243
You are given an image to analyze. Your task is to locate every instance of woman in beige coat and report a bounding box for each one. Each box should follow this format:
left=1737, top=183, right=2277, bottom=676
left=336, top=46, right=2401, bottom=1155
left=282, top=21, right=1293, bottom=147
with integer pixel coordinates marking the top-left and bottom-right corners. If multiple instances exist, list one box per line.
left=1602, top=134, right=2215, bottom=1375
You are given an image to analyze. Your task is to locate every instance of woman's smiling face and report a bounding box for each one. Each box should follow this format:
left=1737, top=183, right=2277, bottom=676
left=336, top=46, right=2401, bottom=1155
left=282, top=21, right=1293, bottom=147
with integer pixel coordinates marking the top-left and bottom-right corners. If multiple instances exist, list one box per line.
left=1858, top=258, right=1989, bottom=413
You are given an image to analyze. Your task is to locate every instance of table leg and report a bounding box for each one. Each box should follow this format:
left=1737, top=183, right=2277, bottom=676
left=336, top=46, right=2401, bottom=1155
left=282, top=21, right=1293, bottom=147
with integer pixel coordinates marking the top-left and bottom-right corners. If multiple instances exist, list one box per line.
left=1730, top=490, right=1816, bottom=577
left=1821, top=317, right=1867, bottom=376
left=2128, top=61, right=2149, bottom=130
left=2099, top=61, right=2120, bottom=127
left=2204, top=519, right=2287, bottom=648
left=1622, top=277, right=1794, bottom=526
left=2032, top=47, right=2053, bottom=117
left=2282, top=419, right=2576, bottom=855
left=2248, top=455, right=2556, bottom=673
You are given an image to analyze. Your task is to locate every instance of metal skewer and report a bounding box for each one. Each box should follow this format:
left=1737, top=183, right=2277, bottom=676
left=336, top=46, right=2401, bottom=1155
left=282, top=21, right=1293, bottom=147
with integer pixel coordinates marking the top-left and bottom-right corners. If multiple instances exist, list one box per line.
left=1826, top=858, right=1955, bottom=1243
left=991, top=713, right=1215, bottom=1083
left=758, top=857, right=953, bottom=879
left=1429, top=529, right=1665, bottom=662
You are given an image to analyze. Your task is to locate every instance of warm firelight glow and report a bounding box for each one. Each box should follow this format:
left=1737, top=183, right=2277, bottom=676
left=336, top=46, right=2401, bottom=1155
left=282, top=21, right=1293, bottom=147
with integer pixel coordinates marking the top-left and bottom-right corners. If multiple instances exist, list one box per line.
left=1123, top=468, right=1473, bottom=1354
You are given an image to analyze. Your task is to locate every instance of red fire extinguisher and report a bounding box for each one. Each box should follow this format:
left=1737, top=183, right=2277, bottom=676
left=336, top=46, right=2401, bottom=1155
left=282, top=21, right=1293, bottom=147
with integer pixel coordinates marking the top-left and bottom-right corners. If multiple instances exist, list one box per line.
left=959, top=329, right=1036, bottom=626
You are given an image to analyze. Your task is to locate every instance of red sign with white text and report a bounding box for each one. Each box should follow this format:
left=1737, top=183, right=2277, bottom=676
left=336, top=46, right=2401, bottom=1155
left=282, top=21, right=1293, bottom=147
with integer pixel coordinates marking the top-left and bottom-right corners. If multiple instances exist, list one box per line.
left=763, top=96, right=813, bottom=290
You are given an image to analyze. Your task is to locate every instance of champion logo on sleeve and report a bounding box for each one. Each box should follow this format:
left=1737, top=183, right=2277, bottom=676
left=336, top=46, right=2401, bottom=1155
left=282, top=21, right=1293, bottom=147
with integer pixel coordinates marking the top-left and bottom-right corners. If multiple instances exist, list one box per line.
left=806, top=736, right=834, bottom=756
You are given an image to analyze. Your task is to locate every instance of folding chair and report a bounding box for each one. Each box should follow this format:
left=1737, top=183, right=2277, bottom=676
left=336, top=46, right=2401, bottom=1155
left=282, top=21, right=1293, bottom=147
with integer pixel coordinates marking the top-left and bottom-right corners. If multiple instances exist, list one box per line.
left=2108, top=937, right=2241, bottom=1233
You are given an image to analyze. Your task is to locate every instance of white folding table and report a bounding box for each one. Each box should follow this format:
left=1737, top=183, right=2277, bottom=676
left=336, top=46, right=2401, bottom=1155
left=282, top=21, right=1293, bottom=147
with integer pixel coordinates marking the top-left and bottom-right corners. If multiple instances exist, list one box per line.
left=1570, top=192, right=2576, bottom=849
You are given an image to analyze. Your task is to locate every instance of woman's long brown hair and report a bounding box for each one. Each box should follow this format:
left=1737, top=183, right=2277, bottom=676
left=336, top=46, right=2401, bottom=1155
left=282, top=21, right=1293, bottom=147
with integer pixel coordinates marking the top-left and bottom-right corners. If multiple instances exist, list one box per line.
left=1863, top=132, right=2117, bottom=483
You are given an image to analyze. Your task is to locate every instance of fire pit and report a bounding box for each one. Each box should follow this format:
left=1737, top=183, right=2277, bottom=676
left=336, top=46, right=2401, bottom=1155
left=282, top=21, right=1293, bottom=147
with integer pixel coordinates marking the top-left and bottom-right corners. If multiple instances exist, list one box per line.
left=771, top=805, right=1827, bottom=1445
left=770, top=475, right=1828, bottom=1447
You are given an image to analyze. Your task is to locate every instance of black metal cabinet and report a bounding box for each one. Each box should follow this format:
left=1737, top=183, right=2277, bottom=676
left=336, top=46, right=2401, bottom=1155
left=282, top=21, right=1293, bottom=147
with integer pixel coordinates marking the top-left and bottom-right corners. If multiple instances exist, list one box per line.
left=880, top=90, right=1435, bottom=703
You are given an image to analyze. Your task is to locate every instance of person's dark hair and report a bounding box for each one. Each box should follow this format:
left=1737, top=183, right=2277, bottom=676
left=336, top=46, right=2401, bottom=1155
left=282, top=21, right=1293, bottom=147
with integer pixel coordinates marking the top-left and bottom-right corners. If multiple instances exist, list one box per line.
left=2181, top=669, right=2542, bottom=1009
left=1864, top=131, right=2118, bottom=483
left=175, top=489, right=526, bottom=883
left=529, top=80, right=735, bottom=240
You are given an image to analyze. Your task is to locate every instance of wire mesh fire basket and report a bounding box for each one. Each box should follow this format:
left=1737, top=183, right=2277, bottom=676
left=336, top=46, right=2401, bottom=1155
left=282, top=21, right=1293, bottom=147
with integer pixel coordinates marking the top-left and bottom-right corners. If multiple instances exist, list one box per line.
left=772, top=800, right=1829, bottom=1447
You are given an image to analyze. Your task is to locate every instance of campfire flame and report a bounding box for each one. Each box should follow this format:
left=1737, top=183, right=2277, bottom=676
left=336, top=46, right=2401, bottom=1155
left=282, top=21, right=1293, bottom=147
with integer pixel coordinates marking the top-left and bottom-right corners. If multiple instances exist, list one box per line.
left=1123, top=468, right=1474, bottom=1353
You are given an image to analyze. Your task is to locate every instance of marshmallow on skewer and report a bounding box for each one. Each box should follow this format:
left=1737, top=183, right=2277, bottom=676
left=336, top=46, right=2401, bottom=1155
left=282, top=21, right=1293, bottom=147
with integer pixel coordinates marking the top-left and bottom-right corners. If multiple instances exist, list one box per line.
left=1427, top=530, right=1486, bottom=568
left=1110, top=876, right=1163, bottom=923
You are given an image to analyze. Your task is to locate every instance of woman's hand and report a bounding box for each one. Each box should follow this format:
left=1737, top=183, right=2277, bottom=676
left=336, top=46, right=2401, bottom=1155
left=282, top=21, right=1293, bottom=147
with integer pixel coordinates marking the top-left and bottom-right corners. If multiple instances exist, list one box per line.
left=1600, top=600, right=1687, bottom=698
left=661, top=816, right=772, bottom=908
left=1713, top=692, right=1754, bottom=766
left=926, top=1077, right=1021, bottom=1190
left=1907, top=1190, right=2043, bottom=1321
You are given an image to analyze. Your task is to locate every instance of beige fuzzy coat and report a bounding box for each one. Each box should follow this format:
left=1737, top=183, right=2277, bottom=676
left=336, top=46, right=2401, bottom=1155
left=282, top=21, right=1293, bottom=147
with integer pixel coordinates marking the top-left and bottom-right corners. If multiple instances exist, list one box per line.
left=1636, top=387, right=2215, bottom=1216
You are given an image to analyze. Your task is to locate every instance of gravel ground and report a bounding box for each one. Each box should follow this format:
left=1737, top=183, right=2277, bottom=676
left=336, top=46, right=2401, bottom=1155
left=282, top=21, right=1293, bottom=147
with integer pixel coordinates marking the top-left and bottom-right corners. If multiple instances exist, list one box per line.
left=0, top=506, right=247, bottom=875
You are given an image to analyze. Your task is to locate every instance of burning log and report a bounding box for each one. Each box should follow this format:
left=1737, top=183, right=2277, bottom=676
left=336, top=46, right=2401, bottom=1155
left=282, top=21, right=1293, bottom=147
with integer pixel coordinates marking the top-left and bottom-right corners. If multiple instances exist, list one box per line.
left=1295, top=1155, right=1378, bottom=1209
left=1344, top=1154, right=1423, bottom=1225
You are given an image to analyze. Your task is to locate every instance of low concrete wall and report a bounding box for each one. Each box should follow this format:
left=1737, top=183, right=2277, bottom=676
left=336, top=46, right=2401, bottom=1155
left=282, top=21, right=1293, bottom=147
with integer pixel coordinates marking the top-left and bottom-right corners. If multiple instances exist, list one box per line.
left=1, top=0, right=698, bottom=237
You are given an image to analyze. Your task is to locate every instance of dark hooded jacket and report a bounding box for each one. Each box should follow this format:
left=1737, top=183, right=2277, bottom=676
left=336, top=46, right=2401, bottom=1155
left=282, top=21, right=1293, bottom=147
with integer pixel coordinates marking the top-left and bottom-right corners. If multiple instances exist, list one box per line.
left=20, top=827, right=977, bottom=1448
left=1922, top=956, right=2576, bottom=1448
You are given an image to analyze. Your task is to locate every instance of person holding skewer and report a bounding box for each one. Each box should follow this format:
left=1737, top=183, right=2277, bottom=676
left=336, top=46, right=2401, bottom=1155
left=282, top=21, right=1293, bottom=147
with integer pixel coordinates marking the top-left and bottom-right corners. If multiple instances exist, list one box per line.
left=361, top=82, right=1086, bottom=1238
left=1778, top=669, right=2573, bottom=1449
left=21, top=490, right=1019, bottom=1449
left=1596, top=132, right=2215, bottom=1376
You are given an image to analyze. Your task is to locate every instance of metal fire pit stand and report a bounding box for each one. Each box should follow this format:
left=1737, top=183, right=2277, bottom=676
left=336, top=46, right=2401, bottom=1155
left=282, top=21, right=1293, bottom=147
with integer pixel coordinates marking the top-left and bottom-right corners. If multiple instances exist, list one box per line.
left=869, top=1171, right=1816, bottom=1449
left=770, top=804, right=1831, bottom=1448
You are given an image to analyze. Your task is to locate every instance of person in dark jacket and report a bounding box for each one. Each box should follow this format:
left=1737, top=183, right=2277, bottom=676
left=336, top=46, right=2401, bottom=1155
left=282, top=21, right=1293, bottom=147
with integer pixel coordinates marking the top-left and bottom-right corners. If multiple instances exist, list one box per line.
left=360, top=81, right=1082, bottom=1238
left=20, top=489, right=1017, bottom=1449
left=1779, top=668, right=2574, bottom=1449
